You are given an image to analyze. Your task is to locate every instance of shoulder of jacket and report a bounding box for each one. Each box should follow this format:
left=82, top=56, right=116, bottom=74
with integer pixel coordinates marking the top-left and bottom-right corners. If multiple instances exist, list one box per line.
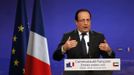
left=91, top=30, right=104, bottom=35
left=64, top=30, right=76, bottom=35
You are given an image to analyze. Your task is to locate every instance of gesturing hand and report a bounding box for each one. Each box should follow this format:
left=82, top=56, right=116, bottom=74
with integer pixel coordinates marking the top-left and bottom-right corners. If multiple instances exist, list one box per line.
left=62, top=37, right=78, bottom=51
left=99, top=40, right=111, bottom=52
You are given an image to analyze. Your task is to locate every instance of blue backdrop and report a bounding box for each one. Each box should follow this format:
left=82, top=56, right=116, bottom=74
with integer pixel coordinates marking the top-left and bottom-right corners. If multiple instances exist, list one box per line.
left=0, top=0, right=134, bottom=75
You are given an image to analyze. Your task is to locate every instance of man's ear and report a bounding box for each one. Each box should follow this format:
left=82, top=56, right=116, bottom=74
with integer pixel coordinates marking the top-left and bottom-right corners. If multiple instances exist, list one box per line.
left=75, top=20, right=78, bottom=25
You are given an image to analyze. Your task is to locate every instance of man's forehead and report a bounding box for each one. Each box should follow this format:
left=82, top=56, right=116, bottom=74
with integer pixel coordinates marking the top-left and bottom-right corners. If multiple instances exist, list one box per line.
left=78, top=12, right=90, bottom=19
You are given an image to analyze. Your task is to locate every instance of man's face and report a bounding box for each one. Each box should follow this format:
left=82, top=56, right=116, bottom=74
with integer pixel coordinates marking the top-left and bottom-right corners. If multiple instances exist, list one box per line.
left=75, top=11, right=91, bottom=33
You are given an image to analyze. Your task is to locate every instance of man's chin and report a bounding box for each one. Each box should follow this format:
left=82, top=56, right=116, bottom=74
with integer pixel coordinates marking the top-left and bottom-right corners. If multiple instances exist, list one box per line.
left=83, top=30, right=90, bottom=32
left=78, top=29, right=90, bottom=33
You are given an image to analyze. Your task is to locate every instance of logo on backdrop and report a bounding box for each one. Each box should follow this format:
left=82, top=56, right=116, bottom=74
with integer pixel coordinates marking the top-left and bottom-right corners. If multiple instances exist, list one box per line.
left=66, top=62, right=75, bottom=68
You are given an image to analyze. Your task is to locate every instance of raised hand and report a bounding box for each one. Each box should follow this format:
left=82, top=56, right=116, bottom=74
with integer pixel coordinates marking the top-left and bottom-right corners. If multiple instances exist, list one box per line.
left=62, top=37, right=78, bottom=52
left=99, top=40, right=111, bottom=52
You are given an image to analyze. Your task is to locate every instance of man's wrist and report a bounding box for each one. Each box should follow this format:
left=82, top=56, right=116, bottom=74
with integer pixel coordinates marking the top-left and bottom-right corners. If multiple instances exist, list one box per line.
left=61, top=45, right=66, bottom=54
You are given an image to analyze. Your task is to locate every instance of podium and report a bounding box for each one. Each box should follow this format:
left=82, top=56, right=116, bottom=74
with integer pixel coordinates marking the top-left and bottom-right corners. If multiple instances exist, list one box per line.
left=64, top=59, right=120, bottom=71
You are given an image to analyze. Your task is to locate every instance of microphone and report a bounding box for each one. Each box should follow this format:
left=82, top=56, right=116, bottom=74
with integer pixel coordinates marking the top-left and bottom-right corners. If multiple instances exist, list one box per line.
left=87, top=42, right=90, bottom=46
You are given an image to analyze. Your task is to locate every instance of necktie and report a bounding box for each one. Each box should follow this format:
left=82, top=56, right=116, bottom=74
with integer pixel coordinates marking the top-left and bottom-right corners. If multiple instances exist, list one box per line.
left=81, top=33, right=87, bottom=55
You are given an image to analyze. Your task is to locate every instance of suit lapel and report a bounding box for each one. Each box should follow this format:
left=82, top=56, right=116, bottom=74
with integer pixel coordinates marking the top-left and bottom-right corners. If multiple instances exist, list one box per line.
left=70, top=30, right=87, bottom=57
left=70, top=30, right=80, bottom=42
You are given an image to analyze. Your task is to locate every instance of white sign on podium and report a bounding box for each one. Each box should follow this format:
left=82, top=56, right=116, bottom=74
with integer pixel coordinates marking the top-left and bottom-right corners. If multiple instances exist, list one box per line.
left=64, top=59, right=120, bottom=71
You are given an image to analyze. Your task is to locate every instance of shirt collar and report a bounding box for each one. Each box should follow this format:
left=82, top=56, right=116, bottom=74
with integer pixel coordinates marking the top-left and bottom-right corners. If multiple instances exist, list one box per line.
left=77, top=30, right=89, bottom=36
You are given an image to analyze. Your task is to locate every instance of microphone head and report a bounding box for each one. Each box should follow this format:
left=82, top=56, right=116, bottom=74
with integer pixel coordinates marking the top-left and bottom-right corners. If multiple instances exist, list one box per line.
left=87, top=42, right=90, bottom=46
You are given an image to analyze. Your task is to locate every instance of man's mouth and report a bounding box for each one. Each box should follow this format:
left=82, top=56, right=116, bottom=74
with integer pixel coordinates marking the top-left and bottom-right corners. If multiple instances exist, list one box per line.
left=83, top=27, right=88, bottom=29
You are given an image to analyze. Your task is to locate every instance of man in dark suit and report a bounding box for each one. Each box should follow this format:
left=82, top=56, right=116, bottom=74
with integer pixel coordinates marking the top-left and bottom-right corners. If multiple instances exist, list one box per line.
left=53, top=9, right=115, bottom=75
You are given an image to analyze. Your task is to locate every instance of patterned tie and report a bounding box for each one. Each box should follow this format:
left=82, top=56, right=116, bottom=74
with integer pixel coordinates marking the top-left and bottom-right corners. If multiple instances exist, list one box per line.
left=81, top=33, right=87, bottom=55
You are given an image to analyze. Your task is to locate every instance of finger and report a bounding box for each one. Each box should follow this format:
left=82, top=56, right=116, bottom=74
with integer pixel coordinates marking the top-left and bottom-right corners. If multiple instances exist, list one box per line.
left=99, top=45, right=103, bottom=49
left=99, top=43, right=104, bottom=47
left=103, top=40, right=107, bottom=43
left=72, top=41, right=77, bottom=45
left=71, top=42, right=77, bottom=48
left=70, top=41, right=77, bottom=47
left=67, top=36, right=71, bottom=41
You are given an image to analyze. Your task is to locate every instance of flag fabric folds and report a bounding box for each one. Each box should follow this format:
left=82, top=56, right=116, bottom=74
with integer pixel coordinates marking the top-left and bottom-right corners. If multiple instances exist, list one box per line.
left=9, top=0, right=29, bottom=75
left=25, top=0, right=51, bottom=75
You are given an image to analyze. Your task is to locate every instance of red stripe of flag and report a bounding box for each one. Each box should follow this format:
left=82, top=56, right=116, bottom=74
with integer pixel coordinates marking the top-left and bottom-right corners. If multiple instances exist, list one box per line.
left=25, top=55, right=51, bottom=75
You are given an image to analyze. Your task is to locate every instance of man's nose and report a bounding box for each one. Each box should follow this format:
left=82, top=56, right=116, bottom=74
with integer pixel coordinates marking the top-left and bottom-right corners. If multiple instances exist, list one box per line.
left=84, top=20, right=88, bottom=24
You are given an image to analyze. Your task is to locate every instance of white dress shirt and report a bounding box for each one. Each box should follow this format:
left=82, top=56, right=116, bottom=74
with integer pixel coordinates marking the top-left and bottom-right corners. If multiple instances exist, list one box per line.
left=78, top=31, right=90, bottom=54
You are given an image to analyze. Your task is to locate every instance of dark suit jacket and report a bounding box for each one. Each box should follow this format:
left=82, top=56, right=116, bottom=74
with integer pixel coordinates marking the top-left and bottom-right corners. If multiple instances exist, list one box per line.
left=53, top=30, right=115, bottom=75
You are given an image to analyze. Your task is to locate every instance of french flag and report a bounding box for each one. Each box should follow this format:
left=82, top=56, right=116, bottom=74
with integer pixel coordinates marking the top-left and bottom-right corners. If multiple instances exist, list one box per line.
left=25, top=0, right=51, bottom=75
